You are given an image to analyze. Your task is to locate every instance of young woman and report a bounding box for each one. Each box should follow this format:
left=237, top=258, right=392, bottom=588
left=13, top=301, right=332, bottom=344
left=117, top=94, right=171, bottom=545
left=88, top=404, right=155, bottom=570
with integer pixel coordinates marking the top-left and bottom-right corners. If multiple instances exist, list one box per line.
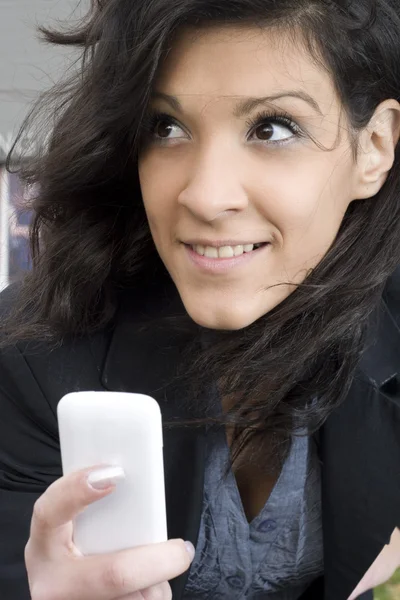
left=1, top=0, right=400, bottom=598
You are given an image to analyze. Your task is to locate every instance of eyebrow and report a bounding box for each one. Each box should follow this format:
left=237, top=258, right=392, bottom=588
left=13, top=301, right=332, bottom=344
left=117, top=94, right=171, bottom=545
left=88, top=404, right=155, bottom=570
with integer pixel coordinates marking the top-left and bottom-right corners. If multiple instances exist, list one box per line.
left=151, top=90, right=323, bottom=117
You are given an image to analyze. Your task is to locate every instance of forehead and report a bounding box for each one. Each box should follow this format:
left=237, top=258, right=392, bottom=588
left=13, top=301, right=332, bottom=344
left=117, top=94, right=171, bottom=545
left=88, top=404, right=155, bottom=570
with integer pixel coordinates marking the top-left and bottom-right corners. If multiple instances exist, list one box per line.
left=154, top=25, right=339, bottom=113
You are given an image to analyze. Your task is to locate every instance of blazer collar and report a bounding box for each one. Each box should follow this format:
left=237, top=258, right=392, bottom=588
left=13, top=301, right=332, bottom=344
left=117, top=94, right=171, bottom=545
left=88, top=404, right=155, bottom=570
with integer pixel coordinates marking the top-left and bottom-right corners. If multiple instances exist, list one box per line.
left=358, top=292, right=400, bottom=390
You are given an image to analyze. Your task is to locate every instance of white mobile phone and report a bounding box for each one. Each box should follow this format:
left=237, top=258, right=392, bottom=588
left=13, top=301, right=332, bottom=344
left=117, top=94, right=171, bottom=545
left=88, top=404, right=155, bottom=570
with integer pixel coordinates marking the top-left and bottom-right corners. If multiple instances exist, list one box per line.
left=57, top=391, right=168, bottom=555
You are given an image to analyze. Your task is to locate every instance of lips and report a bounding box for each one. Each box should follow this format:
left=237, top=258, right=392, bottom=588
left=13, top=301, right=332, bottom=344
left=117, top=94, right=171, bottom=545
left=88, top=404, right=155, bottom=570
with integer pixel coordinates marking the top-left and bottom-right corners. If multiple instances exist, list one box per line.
left=183, top=241, right=270, bottom=274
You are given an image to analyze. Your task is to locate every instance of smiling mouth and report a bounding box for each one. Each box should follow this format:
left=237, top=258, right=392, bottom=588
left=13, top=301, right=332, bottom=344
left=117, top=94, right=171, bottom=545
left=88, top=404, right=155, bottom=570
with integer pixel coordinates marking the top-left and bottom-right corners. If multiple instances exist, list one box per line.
left=186, top=242, right=269, bottom=259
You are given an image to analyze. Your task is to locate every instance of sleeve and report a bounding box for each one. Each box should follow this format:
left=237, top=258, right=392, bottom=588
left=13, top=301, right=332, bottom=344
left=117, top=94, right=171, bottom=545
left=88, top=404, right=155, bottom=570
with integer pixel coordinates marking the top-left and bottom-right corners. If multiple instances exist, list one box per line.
left=0, top=343, right=62, bottom=599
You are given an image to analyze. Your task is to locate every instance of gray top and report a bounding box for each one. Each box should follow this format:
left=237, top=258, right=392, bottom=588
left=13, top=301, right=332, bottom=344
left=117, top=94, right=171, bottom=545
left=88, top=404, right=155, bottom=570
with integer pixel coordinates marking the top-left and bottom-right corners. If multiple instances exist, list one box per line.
left=183, top=428, right=323, bottom=599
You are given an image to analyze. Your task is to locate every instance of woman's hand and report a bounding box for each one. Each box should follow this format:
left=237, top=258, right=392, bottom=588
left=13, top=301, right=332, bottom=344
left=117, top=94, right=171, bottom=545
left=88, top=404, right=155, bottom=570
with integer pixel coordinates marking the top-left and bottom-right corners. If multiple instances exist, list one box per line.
left=348, top=528, right=400, bottom=599
left=24, top=466, right=195, bottom=600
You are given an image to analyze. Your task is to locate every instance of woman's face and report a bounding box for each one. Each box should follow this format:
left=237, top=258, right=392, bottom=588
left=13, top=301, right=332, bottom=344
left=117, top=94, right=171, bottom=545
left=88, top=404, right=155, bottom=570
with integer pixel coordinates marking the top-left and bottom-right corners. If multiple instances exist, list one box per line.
left=138, top=26, right=363, bottom=330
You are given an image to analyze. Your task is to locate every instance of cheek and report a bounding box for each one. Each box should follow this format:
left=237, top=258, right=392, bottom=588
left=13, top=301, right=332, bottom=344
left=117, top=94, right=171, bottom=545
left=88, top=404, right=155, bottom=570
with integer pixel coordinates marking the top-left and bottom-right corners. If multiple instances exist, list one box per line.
left=260, top=156, right=353, bottom=252
left=138, top=157, right=181, bottom=231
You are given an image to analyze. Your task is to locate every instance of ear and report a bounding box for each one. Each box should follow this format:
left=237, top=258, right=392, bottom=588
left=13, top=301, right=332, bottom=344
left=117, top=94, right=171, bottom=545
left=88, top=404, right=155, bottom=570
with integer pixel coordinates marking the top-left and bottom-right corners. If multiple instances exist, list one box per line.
left=353, top=99, right=400, bottom=200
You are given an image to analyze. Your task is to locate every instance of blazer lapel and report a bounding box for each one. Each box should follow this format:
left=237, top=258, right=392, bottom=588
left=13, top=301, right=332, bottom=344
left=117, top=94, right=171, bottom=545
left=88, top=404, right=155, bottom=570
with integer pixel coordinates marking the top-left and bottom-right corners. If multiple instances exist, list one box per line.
left=321, top=298, right=400, bottom=600
left=99, top=278, right=206, bottom=599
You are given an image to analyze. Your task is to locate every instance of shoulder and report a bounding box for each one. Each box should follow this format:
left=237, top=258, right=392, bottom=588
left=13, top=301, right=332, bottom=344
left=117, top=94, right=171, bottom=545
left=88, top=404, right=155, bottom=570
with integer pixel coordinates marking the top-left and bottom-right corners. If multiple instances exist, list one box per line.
left=357, top=266, right=400, bottom=403
left=0, top=283, right=113, bottom=417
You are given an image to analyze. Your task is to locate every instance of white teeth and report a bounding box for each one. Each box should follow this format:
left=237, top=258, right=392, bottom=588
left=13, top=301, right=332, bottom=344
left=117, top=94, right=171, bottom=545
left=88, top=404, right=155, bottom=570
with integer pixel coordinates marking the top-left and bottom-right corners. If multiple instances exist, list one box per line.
left=191, top=243, right=260, bottom=258
left=204, top=246, right=219, bottom=258
left=233, top=245, right=244, bottom=256
left=219, top=246, right=235, bottom=258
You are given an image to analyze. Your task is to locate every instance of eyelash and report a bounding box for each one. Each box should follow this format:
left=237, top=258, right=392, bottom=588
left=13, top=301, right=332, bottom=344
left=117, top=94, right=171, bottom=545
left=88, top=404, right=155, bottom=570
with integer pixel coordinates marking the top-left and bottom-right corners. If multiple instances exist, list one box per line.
left=141, top=109, right=304, bottom=146
left=245, top=109, right=304, bottom=143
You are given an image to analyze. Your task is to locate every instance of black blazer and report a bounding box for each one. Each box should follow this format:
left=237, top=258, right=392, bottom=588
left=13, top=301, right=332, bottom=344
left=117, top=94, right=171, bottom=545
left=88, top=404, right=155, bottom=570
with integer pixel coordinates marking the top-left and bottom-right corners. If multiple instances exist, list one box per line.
left=1, top=271, right=400, bottom=600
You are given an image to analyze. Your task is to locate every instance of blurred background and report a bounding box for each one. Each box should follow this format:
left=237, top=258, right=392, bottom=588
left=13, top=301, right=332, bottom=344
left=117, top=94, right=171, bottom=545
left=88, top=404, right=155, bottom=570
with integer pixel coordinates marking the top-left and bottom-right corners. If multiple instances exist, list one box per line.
left=0, top=0, right=87, bottom=290
left=375, top=571, right=400, bottom=600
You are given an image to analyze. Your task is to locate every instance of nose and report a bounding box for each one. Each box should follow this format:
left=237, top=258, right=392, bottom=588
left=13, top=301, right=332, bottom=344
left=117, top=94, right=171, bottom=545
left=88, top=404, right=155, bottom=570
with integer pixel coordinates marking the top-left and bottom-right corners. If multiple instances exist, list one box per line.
left=177, top=147, right=249, bottom=222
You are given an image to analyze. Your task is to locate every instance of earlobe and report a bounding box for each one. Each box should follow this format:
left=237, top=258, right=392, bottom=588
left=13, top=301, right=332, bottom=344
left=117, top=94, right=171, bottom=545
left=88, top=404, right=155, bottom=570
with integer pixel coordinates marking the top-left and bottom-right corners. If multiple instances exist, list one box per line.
left=353, top=99, right=400, bottom=200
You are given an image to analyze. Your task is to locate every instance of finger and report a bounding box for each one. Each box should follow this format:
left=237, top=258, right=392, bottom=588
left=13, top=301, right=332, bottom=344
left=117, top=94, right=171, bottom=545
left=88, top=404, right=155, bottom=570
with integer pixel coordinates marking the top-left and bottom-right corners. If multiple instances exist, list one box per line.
left=30, top=465, right=119, bottom=542
left=116, top=581, right=171, bottom=600
left=141, top=581, right=172, bottom=600
left=113, top=595, right=143, bottom=600
left=59, top=539, right=193, bottom=600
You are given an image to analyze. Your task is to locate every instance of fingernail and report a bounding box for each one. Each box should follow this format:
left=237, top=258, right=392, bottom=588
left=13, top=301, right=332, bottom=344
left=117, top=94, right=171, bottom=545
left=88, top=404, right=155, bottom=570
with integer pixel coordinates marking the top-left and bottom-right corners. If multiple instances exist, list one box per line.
left=184, top=541, right=195, bottom=561
left=87, top=466, right=125, bottom=490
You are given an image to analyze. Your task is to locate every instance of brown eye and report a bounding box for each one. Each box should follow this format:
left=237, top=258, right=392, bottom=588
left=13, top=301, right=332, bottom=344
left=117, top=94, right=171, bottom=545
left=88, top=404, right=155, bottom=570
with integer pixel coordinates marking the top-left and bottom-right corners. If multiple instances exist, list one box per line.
left=249, top=119, right=296, bottom=143
left=155, top=120, right=174, bottom=138
left=147, top=114, right=186, bottom=142
left=254, top=123, right=274, bottom=141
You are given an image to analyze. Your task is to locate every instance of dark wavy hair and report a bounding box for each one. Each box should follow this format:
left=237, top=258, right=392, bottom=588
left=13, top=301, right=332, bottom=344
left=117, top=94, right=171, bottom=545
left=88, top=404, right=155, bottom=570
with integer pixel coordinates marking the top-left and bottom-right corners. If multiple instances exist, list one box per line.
left=3, top=0, right=400, bottom=470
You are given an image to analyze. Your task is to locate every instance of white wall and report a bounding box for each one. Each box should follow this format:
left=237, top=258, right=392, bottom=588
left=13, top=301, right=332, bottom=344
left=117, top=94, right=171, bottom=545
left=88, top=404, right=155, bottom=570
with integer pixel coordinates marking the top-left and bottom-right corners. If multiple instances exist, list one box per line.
left=0, top=0, right=88, bottom=159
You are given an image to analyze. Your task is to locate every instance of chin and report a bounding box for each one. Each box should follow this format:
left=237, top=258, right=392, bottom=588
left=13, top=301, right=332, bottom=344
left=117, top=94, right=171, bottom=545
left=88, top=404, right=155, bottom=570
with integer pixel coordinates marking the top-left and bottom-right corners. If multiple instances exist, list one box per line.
left=182, top=300, right=261, bottom=331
